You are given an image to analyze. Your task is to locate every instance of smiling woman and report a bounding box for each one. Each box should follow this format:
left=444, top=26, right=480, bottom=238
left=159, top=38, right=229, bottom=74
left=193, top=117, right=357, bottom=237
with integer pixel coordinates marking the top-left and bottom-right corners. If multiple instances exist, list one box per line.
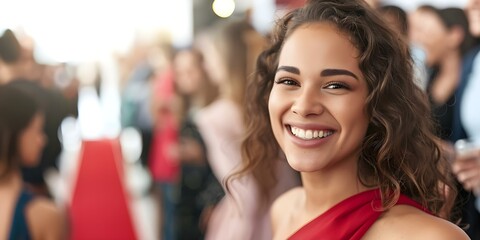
left=234, top=0, right=470, bottom=239
left=269, top=22, right=369, bottom=174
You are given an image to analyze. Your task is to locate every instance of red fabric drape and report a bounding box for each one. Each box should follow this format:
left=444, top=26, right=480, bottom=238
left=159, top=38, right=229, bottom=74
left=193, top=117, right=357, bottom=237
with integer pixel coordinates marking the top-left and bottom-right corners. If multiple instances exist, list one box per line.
left=289, top=189, right=429, bottom=240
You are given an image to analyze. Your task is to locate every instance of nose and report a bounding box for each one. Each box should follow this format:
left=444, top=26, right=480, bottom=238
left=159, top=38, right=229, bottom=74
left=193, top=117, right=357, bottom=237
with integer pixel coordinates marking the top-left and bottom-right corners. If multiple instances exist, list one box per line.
left=291, top=88, right=324, bottom=117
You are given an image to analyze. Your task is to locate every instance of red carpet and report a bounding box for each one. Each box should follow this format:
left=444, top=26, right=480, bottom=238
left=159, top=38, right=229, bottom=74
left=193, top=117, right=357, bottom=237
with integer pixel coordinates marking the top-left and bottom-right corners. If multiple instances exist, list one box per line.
left=69, top=139, right=137, bottom=240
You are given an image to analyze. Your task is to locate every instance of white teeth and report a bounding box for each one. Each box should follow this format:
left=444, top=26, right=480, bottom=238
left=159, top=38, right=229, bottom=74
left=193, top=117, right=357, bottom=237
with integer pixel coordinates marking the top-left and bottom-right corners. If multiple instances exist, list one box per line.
left=290, top=126, right=333, bottom=140
left=298, top=129, right=305, bottom=138
left=305, top=130, right=312, bottom=139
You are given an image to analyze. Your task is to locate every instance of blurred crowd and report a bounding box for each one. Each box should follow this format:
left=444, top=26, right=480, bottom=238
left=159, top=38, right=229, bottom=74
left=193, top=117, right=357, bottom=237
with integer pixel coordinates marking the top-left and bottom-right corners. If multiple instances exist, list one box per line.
left=2, top=0, right=480, bottom=239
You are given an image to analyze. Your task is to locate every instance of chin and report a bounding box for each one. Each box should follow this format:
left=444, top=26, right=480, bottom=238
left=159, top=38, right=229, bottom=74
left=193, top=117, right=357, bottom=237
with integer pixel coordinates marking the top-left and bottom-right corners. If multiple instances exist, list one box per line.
left=21, top=157, right=41, bottom=167
left=473, top=28, right=480, bottom=37
left=286, top=156, right=325, bottom=173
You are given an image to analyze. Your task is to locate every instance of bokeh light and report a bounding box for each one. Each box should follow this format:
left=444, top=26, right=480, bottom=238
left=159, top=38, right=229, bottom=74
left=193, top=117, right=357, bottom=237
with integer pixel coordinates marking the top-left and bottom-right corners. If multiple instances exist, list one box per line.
left=212, top=0, right=235, bottom=18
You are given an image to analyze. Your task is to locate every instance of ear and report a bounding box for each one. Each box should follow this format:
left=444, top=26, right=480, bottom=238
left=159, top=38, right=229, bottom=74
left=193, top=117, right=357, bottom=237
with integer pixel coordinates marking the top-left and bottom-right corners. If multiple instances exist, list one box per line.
left=447, top=26, right=465, bottom=49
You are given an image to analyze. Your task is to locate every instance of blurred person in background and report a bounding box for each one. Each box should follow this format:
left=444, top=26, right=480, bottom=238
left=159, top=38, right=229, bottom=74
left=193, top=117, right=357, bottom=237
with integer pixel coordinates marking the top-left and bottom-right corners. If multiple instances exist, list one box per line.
left=120, top=41, right=155, bottom=167
left=148, top=39, right=180, bottom=240
left=378, top=5, right=428, bottom=90
left=413, top=6, right=476, bottom=142
left=450, top=0, right=480, bottom=238
left=364, top=0, right=380, bottom=9
left=195, top=19, right=299, bottom=240
left=0, top=29, right=71, bottom=197
left=172, top=48, right=223, bottom=240
left=379, top=5, right=408, bottom=36
left=0, top=83, right=66, bottom=239
left=0, top=29, right=29, bottom=83
left=412, top=7, right=479, bottom=236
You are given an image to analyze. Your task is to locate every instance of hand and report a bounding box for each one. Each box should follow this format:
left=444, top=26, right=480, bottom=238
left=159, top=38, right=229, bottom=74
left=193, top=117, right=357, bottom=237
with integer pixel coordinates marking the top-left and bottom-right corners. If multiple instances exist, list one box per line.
left=452, top=148, right=480, bottom=194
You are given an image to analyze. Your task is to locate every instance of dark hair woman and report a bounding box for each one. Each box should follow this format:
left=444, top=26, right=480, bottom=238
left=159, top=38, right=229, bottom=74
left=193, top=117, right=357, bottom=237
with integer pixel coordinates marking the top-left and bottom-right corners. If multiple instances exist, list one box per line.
left=236, top=0, right=468, bottom=239
left=0, top=83, right=65, bottom=239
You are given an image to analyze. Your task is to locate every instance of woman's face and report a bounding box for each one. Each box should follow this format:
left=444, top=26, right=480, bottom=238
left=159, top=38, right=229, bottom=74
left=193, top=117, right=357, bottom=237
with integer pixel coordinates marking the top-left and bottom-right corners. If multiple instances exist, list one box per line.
left=18, top=113, right=46, bottom=166
left=414, top=10, right=452, bottom=66
left=269, top=23, right=369, bottom=173
left=174, top=51, right=204, bottom=95
left=467, top=0, right=480, bottom=37
left=201, top=40, right=227, bottom=86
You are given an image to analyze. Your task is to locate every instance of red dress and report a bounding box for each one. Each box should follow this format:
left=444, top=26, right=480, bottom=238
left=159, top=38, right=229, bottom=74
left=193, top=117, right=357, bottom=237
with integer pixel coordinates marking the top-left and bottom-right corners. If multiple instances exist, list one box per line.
left=289, top=189, right=430, bottom=240
left=149, top=67, right=179, bottom=183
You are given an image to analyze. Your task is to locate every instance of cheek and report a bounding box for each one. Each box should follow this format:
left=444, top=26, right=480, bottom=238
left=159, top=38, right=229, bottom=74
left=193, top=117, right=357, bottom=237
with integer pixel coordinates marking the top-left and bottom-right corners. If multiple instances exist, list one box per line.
left=203, top=51, right=225, bottom=84
left=344, top=108, right=369, bottom=141
left=190, top=73, right=203, bottom=90
left=268, top=88, right=287, bottom=143
left=352, top=110, right=369, bottom=134
left=177, top=78, right=194, bottom=94
left=18, top=137, right=34, bottom=165
left=268, top=94, right=277, bottom=129
left=268, top=88, right=281, bottom=122
left=469, top=15, right=480, bottom=36
left=426, top=31, right=448, bottom=54
left=330, top=95, right=369, bottom=136
left=18, top=132, right=44, bottom=166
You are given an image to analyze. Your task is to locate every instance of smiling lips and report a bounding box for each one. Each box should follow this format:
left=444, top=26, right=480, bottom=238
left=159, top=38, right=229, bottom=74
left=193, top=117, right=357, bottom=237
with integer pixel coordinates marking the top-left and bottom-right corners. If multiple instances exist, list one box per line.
left=290, top=126, right=334, bottom=140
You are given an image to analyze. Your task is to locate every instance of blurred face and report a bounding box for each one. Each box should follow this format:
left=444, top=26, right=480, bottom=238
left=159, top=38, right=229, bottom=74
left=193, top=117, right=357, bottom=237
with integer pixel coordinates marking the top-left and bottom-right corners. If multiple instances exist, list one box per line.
left=381, top=12, right=404, bottom=37
left=467, top=0, right=480, bottom=36
left=409, top=9, right=424, bottom=44
left=18, top=113, right=46, bottom=166
left=174, top=51, right=204, bottom=95
left=201, top=40, right=227, bottom=86
left=415, top=10, right=451, bottom=66
left=269, top=23, right=369, bottom=173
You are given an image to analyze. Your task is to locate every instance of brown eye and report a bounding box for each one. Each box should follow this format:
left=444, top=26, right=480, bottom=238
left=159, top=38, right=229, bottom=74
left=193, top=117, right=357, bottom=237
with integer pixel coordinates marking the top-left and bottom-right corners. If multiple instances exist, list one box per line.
left=325, top=82, right=349, bottom=90
left=275, top=78, right=299, bottom=86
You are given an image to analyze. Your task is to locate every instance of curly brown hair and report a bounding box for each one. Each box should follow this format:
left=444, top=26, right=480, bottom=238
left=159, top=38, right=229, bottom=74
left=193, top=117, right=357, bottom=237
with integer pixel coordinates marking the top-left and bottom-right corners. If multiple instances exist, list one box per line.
left=237, top=0, right=457, bottom=219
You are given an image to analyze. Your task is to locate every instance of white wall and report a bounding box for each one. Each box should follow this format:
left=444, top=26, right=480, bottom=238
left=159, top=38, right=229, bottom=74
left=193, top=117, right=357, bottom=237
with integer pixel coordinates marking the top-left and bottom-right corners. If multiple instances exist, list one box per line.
left=0, top=0, right=193, bottom=63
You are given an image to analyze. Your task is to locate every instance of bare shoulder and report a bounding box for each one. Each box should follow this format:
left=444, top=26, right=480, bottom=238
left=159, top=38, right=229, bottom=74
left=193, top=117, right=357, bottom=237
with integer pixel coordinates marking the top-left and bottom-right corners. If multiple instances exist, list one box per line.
left=365, top=205, right=469, bottom=240
left=271, top=187, right=304, bottom=233
left=27, top=197, right=66, bottom=239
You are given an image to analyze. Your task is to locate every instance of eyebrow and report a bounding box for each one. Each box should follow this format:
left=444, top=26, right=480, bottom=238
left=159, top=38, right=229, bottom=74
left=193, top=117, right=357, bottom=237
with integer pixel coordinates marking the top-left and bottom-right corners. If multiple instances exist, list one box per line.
left=276, top=66, right=359, bottom=80
left=276, top=66, right=300, bottom=74
left=321, top=69, right=359, bottom=80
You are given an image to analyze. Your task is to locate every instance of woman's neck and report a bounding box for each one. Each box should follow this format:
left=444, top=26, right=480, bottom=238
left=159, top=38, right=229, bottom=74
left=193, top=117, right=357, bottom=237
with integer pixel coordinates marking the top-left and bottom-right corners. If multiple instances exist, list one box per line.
left=300, top=163, right=370, bottom=215
left=218, top=84, right=230, bottom=100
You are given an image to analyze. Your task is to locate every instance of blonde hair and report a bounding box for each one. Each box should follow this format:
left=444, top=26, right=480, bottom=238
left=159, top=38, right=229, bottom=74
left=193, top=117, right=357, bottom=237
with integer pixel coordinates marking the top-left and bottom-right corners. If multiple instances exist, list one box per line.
left=206, top=19, right=266, bottom=106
